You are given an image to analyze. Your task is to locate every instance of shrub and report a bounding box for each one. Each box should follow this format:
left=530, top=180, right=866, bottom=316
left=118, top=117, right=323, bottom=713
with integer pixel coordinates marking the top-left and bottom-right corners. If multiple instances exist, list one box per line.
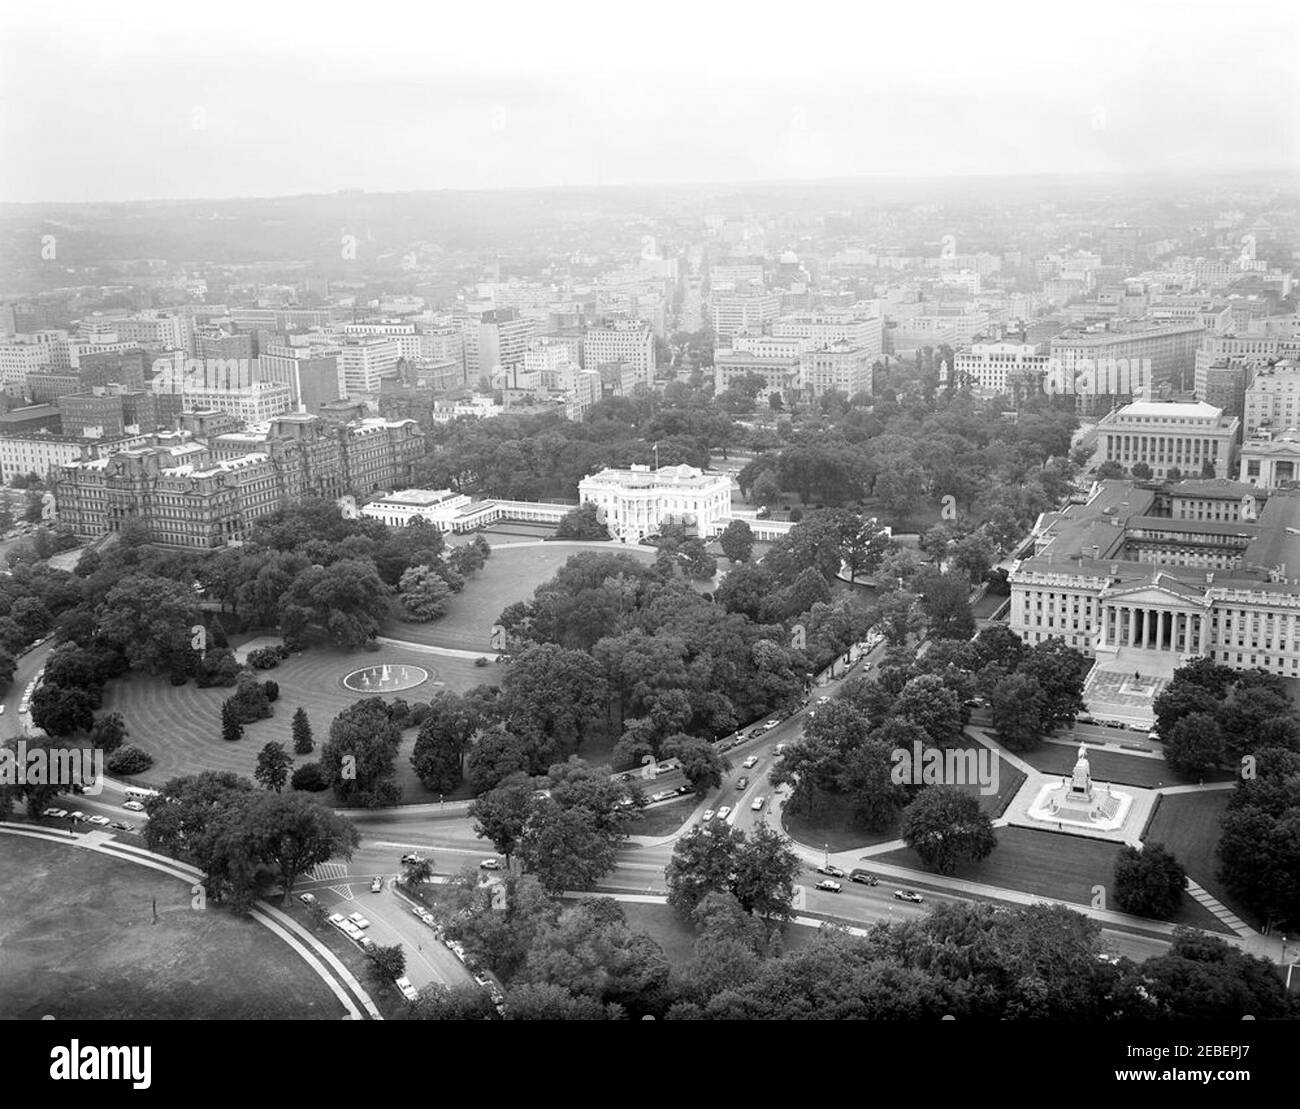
left=291, top=762, right=328, bottom=792
left=106, top=745, right=154, bottom=775
left=168, top=671, right=189, bottom=686
left=263, top=679, right=279, bottom=703
left=248, top=647, right=281, bottom=670
left=475, top=656, right=490, bottom=668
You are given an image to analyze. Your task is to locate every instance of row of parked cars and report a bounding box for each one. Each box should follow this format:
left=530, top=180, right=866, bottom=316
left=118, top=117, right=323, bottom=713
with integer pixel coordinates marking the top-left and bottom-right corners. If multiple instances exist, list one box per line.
left=41, top=807, right=136, bottom=831
left=408, top=903, right=506, bottom=1012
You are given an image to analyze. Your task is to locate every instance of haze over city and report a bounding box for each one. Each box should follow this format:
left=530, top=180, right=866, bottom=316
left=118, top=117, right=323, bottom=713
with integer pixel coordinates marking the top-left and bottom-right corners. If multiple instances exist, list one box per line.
left=2, top=0, right=1298, bottom=203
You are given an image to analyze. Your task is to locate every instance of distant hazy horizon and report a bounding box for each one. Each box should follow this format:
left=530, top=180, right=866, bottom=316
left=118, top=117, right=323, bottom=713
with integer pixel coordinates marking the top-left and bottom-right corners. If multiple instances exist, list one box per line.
left=3, top=0, right=1297, bottom=205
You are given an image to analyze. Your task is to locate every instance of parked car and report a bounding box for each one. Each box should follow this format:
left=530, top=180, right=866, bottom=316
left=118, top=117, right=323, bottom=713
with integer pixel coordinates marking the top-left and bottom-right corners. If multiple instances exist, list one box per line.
left=328, top=913, right=346, bottom=928
left=340, top=921, right=364, bottom=941
left=347, top=912, right=371, bottom=929
left=818, top=864, right=846, bottom=878
left=42, top=808, right=68, bottom=819
left=702, top=809, right=716, bottom=822
left=742, top=755, right=759, bottom=769
left=676, top=784, right=693, bottom=796
left=299, top=893, right=318, bottom=906
left=650, top=789, right=675, bottom=802
left=816, top=879, right=842, bottom=893
left=122, top=800, right=145, bottom=811
left=735, top=776, right=749, bottom=790
left=357, top=936, right=376, bottom=952
left=108, top=821, right=134, bottom=832
left=751, top=796, right=766, bottom=811
left=479, top=858, right=503, bottom=870
left=395, top=976, right=419, bottom=1002
left=370, top=877, right=383, bottom=893
left=401, top=852, right=425, bottom=865
left=774, top=743, right=787, bottom=755
left=716, top=806, right=732, bottom=820
left=764, top=719, right=780, bottom=730
left=893, top=890, right=924, bottom=903
left=70, top=811, right=87, bottom=821
left=849, top=869, right=879, bottom=886
left=86, top=814, right=111, bottom=826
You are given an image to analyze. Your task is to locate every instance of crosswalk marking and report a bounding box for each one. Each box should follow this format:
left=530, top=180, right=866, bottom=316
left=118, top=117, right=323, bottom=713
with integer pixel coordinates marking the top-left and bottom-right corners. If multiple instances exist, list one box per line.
left=309, top=862, right=349, bottom=881
left=328, top=884, right=355, bottom=902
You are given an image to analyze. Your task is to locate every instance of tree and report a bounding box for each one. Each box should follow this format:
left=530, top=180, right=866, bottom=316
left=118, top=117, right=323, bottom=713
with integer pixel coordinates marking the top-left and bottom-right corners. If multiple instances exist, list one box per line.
left=411, top=703, right=473, bottom=794
left=254, top=742, right=293, bottom=793
left=677, top=539, right=717, bottom=582
left=1096, top=461, right=1125, bottom=480
left=730, top=824, right=800, bottom=923
left=398, top=564, right=454, bottom=622
left=1113, top=842, right=1187, bottom=919
left=470, top=773, right=535, bottom=866
left=402, top=856, right=434, bottom=886
left=1152, top=680, right=1221, bottom=739
left=221, top=699, right=244, bottom=743
left=900, top=787, right=997, bottom=873
left=105, top=744, right=153, bottom=775
left=666, top=824, right=743, bottom=918
left=718, top=519, right=754, bottom=564
left=30, top=683, right=98, bottom=737
left=1141, top=929, right=1290, bottom=1019
left=499, top=644, right=610, bottom=766
left=291, top=707, right=314, bottom=755
left=279, top=558, right=389, bottom=648
left=1130, top=462, right=1153, bottom=480
left=503, top=983, right=618, bottom=1020
left=291, top=762, right=328, bottom=792
left=1162, top=713, right=1225, bottom=776
left=988, top=672, right=1047, bottom=752
left=319, top=700, right=402, bottom=807
left=518, top=794, right=625, bottom=893
left=663, top=735, right=729, bottom=794
left=408, top=983, right=498, bottom=1020
left=555, top=503, right=610, bottom=541
left=1019, top=638, right=1087, bottom=731
left=96, top=574, right=202, bottom=676
left=916, top=571, right=974, bottom=641
left=893, top=674, right=964, bottom=748
left=366, top=944, right=408, bottom=988
left=243, top=789, right=361, bottom=905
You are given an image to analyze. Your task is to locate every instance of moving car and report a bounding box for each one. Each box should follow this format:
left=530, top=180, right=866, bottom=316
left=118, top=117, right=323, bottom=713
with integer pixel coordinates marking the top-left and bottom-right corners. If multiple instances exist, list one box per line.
left=370, top=876, right=383, bottom=893
left=816, top=879, right=842, bottom=893
left=42, top=808, right=68, bottom=819
left=401, top=852, right=426, bottom=865
left=818, top=864, right=846, bottom=878
left=849, top=869, right=879, bottom=886
left=742, top=755, right=759, bottom=769
left=893, top=890, right=924, bottom=903
left=299, top=893, right=318, bottom=906
left=347, top=912, right=371, bottom=929
left=395, top=976, right=419, bottom=1002
left=716, top=806, right=732, bottom=820
left=122, top=800, right=145, bottom=811
left=751, top=796, right=766, bottom=811
left=479, top=858, right=502, bottom=870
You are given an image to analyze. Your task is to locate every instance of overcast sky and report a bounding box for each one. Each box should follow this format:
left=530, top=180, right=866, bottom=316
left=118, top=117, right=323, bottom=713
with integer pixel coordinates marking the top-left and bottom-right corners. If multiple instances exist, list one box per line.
left=1, top=0, right=1297, bottom=203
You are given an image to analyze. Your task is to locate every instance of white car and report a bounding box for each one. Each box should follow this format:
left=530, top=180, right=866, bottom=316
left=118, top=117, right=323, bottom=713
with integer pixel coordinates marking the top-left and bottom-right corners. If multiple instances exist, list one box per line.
left=715, top=805, right=732, bottom=820
left=42, top=807, right=69, bottom=819
left=478, top=858, right=502, bottom=870
left=69, top=811, right=88, bottom=821
left=817, top=696, right=830, bottom=705
left=347, top=912, right=371, bottom=929
left=702, top=809, right=716, bottom=822
left=816, top=879, right=843, bottom=893
left=328, top=913, right=346, bottom=928
left=764, top=719, right=780, bottom=730
left=742, top=755, right=759, bottom=769
left=122, top=800, right=145, bottom=812
left=340, top=920, right=364, bottom=941
left=86, top=815, right=111, bottom=826
left=299, top=893, right=317, bottom=906
left=395, top=976, right=419, bottom=1002
left=751, top=796, right=766, bottom=811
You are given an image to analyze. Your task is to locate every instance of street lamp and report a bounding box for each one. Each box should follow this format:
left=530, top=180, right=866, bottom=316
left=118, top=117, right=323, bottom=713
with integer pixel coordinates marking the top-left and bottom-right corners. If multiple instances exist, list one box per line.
left=823, top=842, right=829, bottom=868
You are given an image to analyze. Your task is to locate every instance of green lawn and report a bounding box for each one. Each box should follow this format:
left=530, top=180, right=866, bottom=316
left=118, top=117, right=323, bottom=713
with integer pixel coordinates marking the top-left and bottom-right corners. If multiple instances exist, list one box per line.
left=872, top=825, right=1230, bottom=933
left=0, top=835, right=345, bottom=1019
left=631, top=799, right=696, bottom=838
left=1142, top=790, right=1252, bottom=927
left=1021, top=742, right=1234, bottom=788
left=387, top=540, right=656, bottom=652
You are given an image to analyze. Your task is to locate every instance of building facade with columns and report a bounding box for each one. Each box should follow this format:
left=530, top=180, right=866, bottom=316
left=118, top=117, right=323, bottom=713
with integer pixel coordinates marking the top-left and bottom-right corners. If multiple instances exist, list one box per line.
left=1009, top=479, right=1300, bottom=677
left=578, top=463, right=732, bottom=544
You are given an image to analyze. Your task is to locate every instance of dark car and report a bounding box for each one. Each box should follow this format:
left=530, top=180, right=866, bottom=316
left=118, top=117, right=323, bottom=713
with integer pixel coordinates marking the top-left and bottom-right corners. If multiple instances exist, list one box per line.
left=849, top=869, right=879, bottom=886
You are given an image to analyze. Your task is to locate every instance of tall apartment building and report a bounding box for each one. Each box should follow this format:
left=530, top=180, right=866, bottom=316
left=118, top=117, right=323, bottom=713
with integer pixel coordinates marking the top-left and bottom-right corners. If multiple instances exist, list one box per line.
left=337, top=337, right=402, bottom=394
left=258, top=344, right=343, bottom=413
left=469, top=308, right=534, bottom=385
left=710, top=291, right=782, bottom=340
left=1242, top=361, right=1300, bottom=437
left=954, top=342, right=1051, bottom=395
left=802, top=341, right=873, bottom=399
left=1095, top=400, right=1239, bottom=479
left=419, top=325, right=465, bottom=375
left=179, top=382, right=294, bottom=423
left=343, top=321, right=423, bottom=361
left=582, top=319, right=655, bottom=387
left=772, top=306, right=883, bottom=359
left=0, top=341, right=52, bottom=390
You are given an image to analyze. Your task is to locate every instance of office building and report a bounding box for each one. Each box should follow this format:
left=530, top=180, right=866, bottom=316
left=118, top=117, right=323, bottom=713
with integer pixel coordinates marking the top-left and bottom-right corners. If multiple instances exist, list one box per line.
left=1242, top=361, right=1300, bottom=437
left=710, top=291, right=782, bottom=340
left=1095, top=400, right=1239, bottom=480
left=802, top=341, right=873, bottom=399
left=583, top=319, right=655, bottom=387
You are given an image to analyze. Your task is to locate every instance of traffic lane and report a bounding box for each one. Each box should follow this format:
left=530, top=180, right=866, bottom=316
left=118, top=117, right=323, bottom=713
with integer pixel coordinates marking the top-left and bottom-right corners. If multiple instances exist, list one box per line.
left=3, top=639, right=55, bottom=718
left=800, top=877, right=936, bottom=923
left=1099, top=928, right=1170, bottom=963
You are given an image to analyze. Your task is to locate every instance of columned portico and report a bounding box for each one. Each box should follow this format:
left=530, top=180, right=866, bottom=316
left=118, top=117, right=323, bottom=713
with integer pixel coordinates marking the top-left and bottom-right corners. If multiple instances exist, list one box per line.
left=1098, top=598, right=1207, bottom=655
